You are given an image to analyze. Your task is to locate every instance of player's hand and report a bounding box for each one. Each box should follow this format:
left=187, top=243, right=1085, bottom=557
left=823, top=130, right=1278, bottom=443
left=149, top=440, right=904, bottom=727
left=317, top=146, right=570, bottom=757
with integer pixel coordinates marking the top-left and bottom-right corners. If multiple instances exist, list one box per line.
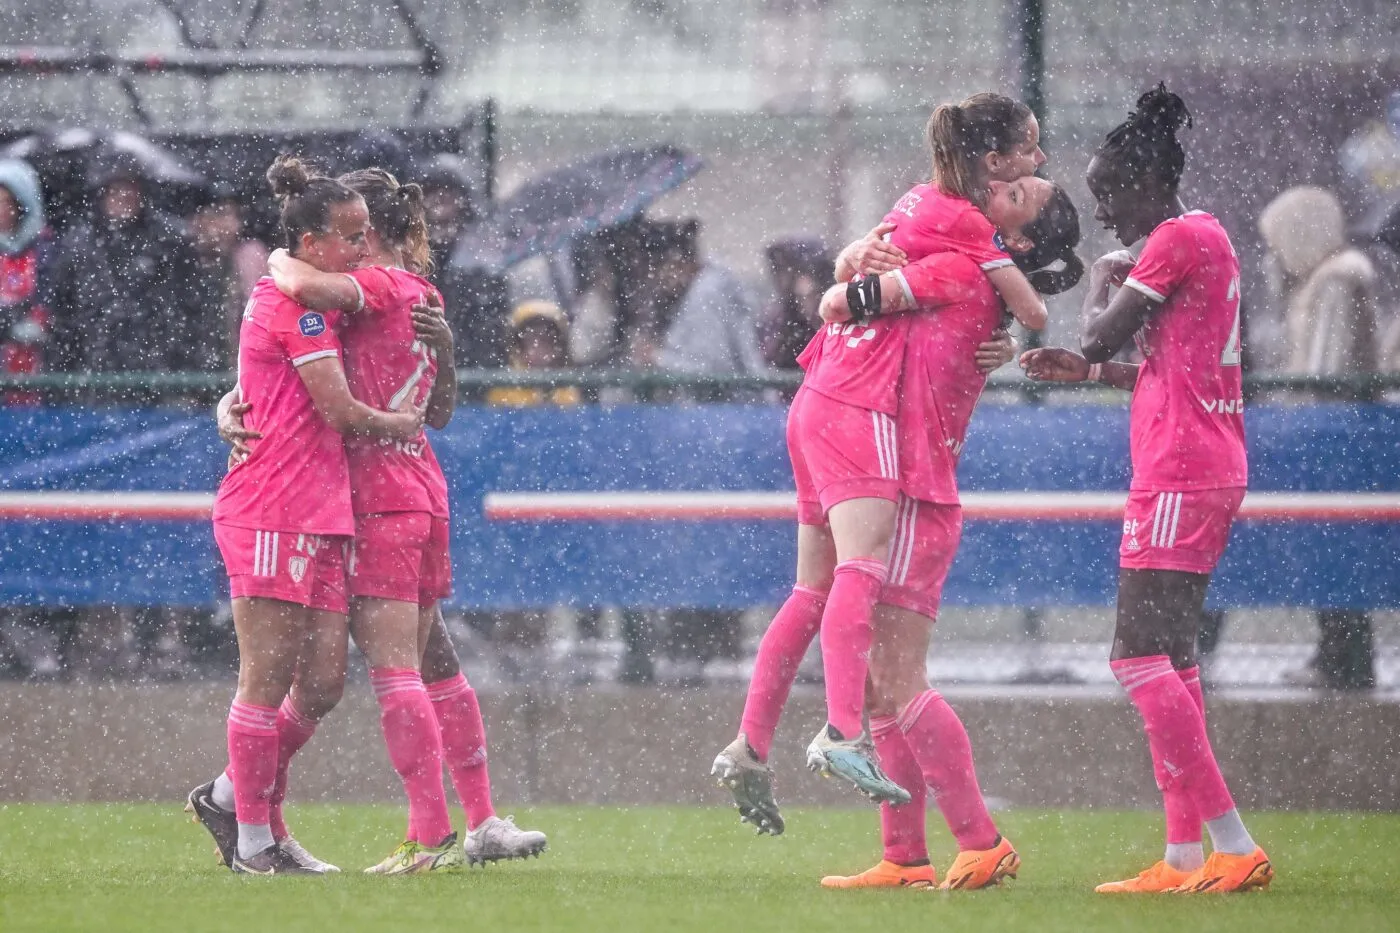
left=384, top=400, right=427, bottom=441
left=1091, top=250, right=1136, bottom=290
left=975, top=328, right=1017, bottom=373
left=218, top=401, right=262, bottom=464
left=1019, top=346, right=1091, bottom=383
left=412, top=292, right=453, bottom=354
left=818, top=284, right=851, bottom=324
left=840, top=223, right=907, bottom=277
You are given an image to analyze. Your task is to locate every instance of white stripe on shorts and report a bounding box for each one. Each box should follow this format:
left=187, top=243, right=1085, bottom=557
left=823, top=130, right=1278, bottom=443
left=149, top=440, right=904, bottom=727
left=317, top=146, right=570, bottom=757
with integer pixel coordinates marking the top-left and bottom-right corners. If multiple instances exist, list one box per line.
left=890, top=496, right=918, bottom=585
left=269, top=531, right=279, bottom=577
left=1150, top=493, right=1167, bottom=548
left=872, top=411, right=898, bottom=480
left=253, top=530, right=263, bottom=577
left=1166, top=493, right=1183, bottom=548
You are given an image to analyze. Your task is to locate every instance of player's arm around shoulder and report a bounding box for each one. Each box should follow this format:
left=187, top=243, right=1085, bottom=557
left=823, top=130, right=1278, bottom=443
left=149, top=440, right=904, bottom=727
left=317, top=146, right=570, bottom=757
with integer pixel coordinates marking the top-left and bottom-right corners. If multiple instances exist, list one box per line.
left=268, top=248, right=364, bottom=312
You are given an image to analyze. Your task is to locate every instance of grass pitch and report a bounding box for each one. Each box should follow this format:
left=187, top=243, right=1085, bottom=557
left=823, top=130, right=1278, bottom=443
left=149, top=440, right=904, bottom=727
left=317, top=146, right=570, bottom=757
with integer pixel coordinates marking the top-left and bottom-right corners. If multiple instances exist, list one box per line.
left=1, top=804, right=1395, bottom=932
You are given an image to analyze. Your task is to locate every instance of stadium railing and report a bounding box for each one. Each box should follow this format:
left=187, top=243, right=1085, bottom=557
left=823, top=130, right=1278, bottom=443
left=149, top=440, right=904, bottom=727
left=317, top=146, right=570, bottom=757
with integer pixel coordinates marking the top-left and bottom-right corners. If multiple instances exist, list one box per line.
left=3, top=370, right=1399, bottom=403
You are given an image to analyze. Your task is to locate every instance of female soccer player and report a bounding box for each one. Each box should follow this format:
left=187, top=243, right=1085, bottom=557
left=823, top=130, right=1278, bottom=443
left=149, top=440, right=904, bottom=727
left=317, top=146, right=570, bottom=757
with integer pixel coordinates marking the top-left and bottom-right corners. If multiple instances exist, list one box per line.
left=200, top=168, right=546, bottom=874
left=1020, top=85, right=1272, bottom=894
left=207, top=156, right=423, bottom=875
left=716, top=92, right=1061, bottom=807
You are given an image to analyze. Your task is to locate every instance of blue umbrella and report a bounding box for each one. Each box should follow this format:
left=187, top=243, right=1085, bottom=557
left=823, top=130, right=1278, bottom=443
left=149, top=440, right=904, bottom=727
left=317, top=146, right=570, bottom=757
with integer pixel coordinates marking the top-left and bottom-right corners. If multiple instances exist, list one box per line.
left=451, top=144, right=703, bottom=273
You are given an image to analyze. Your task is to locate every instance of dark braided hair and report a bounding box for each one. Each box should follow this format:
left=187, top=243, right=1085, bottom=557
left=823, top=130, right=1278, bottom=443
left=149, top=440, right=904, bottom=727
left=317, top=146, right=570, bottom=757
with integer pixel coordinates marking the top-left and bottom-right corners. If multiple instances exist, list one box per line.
left=1015, top=182, right=1083, bottom=296
left=1095, top=83, right=1193, bottom=193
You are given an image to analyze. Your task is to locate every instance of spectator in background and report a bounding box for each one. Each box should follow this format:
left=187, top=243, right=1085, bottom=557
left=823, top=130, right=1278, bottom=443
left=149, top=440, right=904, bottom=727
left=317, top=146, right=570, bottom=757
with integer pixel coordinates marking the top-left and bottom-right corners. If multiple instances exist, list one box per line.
left=0, top=159, right=52, bottom=402
left=47, top=151, right=203, bottom=373
left=632, top=219, right=766, bottom=380
left=567, top=231, right=625, bottom=368
left=1258, top=186, right=1378, bottom=690
left=758, top=236, right=830, bottom=371
left=484, top=301, right=580, bottom=680
left=1377, top=202, right=1400, bottom=372
left=1338, top=91, right=1400, bottom=243
left=420, top=153, right=510, bottom=371
left=184, top=182, right=268, bottom=370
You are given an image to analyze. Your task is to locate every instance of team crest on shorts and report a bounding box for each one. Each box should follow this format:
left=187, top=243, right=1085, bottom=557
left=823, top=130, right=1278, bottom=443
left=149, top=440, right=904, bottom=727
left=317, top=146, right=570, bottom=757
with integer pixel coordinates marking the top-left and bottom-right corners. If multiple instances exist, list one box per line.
left=288, top=555, right=309, bottom=583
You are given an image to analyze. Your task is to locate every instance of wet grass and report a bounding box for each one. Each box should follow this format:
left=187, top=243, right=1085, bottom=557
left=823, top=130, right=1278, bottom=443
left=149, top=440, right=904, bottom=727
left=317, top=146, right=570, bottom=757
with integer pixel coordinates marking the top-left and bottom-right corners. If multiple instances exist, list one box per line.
left=1, top=804, right=1395, bottom=932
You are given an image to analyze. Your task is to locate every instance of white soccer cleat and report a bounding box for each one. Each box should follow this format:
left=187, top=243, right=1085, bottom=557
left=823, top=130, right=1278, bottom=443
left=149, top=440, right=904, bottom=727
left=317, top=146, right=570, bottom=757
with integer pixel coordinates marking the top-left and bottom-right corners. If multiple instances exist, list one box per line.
left=278, top=837, right=341, bottom=873
left=464, top=815, right=548, bottom=866
left=806, top=724, right=911, bottom=806
left=711, top=733, right=785, bottom=836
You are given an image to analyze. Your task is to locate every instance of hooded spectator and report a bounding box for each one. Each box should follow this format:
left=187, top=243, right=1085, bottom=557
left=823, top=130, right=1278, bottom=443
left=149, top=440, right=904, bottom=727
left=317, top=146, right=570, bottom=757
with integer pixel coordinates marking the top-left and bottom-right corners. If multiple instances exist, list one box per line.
left=47, top=150, right=203, bottom=372
left=0, top=159, right=52, bottom=401
left=1258, top=186, right=1378, bottom=375
left=182, top=181, right=268, bottom=370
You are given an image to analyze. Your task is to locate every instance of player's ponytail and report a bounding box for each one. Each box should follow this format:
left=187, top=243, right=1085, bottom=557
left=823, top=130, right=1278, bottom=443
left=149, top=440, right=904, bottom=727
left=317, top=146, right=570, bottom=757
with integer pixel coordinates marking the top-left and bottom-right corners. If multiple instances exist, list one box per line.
left=1015, top=182, right=1083, bottom=295
left=340, top=168, right=435, bottom=276
left=1097, top=82, right=1193, bottom=193
left=266, top=154, right=359, bottom=253
left=927, top=92, right=1035, bottom=202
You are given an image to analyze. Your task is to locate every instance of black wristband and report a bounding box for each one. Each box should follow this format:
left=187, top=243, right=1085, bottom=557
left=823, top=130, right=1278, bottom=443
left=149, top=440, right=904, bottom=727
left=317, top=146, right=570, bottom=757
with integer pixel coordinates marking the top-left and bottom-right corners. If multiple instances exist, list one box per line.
left=846, top=275, right=881, bottom=325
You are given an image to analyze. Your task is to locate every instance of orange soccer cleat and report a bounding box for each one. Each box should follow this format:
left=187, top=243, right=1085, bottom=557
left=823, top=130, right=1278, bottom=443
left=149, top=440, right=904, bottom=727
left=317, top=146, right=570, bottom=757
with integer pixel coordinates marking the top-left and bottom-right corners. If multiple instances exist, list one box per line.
left=820, top=859, right=937, bottom=889
left=1172, top=847, right=1273, bottom=893
left=1095, top=860, right=1192, bottom=893
left=939, top=836, right=1020, bottom=890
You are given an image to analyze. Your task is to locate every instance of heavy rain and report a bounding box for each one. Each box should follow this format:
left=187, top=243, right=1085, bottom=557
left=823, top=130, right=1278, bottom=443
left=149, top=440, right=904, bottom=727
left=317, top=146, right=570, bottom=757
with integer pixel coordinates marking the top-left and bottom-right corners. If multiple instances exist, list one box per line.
left=0, top=1, right=1397, bottom=930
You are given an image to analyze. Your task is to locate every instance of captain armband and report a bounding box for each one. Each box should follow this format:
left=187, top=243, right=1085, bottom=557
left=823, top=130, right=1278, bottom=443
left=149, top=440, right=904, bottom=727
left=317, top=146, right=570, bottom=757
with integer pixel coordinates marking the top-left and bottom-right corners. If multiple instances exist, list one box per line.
left=846, top=275, right=882, bottom=325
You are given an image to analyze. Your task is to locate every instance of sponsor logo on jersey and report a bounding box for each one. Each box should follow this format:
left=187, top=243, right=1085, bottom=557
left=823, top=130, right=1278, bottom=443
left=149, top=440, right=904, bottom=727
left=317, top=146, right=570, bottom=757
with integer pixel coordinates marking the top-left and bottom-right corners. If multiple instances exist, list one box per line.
left=298, top=312, right=327, bottom=337
left=1201, top=397, right=1245, bottom=414
left=992, top=232, right=1007, bottom=253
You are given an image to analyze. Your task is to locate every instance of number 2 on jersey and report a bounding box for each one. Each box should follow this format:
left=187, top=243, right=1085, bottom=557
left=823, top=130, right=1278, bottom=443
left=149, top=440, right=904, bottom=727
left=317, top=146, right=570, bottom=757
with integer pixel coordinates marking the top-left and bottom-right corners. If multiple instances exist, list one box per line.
left=1220, top=275, right=1242, bottom=366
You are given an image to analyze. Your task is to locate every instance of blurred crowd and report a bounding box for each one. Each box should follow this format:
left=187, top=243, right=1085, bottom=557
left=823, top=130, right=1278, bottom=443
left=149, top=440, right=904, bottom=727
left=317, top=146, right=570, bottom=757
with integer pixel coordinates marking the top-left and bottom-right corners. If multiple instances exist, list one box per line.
left=3, top=96, right=1400, bottom=687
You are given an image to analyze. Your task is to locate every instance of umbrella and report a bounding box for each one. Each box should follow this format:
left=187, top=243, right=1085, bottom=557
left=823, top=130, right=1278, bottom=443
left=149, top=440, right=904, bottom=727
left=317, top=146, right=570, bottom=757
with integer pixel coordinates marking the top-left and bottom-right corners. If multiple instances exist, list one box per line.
left=451, top=144, right=703, bottom=273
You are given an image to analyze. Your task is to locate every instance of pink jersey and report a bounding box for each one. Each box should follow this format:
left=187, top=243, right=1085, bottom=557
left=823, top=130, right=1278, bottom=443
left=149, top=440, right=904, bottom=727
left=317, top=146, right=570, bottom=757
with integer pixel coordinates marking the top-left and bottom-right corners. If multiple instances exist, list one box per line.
left=213, top=278, right=354, bottom=536
left=798, top=186, right=1011, bottom=415
left=340, top=266, right=450, bottom=517
left=1122, top=212, right=1247, bottom=490
left=893, top=253, right=1004, bottom=504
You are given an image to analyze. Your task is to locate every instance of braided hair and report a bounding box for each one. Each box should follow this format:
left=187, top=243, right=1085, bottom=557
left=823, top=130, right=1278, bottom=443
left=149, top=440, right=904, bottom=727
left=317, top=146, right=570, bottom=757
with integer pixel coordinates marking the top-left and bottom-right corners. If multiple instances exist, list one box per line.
left=1095, top=83, right=1193, bottom=193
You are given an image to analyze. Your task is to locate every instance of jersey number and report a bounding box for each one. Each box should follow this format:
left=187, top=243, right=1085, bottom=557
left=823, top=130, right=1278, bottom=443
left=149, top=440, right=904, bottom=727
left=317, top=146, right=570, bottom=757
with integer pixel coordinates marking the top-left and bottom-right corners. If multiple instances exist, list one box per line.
left=389, top=340, right=436, bottom=411
left=1220, top=276, right=1242, bottom=366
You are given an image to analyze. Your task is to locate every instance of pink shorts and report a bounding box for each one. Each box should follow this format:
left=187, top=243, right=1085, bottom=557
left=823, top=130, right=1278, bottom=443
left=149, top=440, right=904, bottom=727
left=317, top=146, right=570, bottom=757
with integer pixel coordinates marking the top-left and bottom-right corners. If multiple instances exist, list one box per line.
left=214, top=523, right=350, bottom=614
left=348, top=512, right=452, bottom=607
left=879, top=497, right=963, bottom=621
left=788, top=385, right=902, bottom=525
left=1119, top=487, right=1245, bottom=574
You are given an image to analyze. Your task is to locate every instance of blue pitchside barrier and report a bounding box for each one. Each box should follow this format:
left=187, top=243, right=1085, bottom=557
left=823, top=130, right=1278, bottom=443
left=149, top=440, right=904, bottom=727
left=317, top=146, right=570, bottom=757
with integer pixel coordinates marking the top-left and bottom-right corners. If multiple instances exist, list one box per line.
left=0, top=402, right=1396, bottom=609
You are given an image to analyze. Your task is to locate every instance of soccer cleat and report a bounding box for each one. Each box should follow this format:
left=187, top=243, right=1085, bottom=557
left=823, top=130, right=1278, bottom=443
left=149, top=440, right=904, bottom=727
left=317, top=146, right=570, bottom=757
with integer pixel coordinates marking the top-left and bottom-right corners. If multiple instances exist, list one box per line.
left=365, top=834, right=465, bottom=875
left=805, top=724, right=911, bottom=806
left=186, top=779, right=237, bottom=868
left=465, top=816, right=548, bottom=865
left=939, top=836, right=1020, bottom=890
left=820, top=859, right=937, bottom=889
left=231, top=843, right=326, bottom=875
left=712, top=733, right=785, bottom=836
left=278, top=837, right=340, bottom=873
left=1171, top=847, right=1273, bottom=893
left=1095, top=860, right=1192, bottom=893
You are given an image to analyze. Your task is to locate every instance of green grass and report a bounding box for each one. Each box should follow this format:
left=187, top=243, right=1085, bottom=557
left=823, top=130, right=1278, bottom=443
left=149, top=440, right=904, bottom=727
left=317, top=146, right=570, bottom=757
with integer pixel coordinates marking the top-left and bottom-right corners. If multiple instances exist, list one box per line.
left=1, top=805, right=1396, bottom=932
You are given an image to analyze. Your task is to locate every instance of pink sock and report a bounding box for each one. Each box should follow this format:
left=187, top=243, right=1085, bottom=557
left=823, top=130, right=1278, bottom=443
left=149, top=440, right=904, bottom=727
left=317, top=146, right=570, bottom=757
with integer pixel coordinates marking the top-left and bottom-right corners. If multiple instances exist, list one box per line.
left=899, top=690, right=998, bottom=851
left=267, top=696, right=319, bottom=841
left=820, top=559, right=888, bottom=739
left=1160, top=667, right=1206, bottom=844
left=739, top=585, right=826, bottom=761
left=371, top=667, right=453, bottom=845
left=1110, top=656, right=1235, bottom=823
left=872, top=714, right=928, bottom=865
left=226, top=700, right=279, bottom=827
left=426, top=673, right=496, bottom=831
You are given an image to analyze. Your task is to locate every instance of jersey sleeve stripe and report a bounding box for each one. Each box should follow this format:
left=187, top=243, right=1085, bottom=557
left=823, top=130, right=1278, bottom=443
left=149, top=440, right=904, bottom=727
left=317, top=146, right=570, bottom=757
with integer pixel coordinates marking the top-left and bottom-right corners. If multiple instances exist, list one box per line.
left=1124, top=277, right=1167, bottom=303
left=979, top=258, right=1015, bottom=271
left=891, top=269, right=916, bottom=309
left=345, top=274, right=366, bottom=312
left=292, top=349, right=340, bottom=367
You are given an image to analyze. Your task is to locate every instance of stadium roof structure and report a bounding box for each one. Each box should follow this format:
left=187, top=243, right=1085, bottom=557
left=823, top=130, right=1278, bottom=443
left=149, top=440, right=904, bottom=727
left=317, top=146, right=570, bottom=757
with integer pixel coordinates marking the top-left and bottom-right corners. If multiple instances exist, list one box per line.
left=0, top=0, right=444, bottom=126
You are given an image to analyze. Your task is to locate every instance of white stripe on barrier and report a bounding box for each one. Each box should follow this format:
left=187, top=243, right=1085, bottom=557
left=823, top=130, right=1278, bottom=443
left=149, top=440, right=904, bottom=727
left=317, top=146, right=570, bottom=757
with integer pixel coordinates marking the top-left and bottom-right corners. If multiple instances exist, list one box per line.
left=2, top=489, right=1399, bottom=523
left=482, top=490, right=1400, bottom=523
